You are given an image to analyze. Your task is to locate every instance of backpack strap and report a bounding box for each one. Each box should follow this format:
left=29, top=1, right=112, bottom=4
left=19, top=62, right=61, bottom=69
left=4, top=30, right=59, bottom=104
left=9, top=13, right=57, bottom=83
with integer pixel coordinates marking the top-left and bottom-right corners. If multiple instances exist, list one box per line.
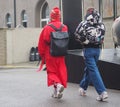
left=48, top=24, right=64, bottom=31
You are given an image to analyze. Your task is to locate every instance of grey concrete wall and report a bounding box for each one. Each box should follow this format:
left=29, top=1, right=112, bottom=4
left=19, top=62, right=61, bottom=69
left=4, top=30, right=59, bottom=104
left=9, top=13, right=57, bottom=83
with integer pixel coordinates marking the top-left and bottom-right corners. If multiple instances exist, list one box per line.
left=0, top=29, right=7, bottom=65
left=103, top=19, right=114, bottom=49
left=0, top=28, right=42, bottom=65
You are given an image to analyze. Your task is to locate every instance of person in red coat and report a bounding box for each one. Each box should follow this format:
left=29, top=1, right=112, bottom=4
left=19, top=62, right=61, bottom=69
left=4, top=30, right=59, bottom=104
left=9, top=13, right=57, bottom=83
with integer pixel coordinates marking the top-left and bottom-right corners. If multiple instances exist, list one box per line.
left=38, top=7, right=68, bottom=99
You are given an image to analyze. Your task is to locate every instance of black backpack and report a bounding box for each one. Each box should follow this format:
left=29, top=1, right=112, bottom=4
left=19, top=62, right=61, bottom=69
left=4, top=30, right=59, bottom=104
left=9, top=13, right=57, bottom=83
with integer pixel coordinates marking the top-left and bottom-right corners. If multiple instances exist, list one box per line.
left=48, top=24, right=69, bottom=56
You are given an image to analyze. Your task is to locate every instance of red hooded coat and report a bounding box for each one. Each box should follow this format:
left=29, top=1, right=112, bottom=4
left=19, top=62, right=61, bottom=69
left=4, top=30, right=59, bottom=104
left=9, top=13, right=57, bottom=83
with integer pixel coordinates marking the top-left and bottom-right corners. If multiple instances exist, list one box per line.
left=38, top=7, right=68, bottom=88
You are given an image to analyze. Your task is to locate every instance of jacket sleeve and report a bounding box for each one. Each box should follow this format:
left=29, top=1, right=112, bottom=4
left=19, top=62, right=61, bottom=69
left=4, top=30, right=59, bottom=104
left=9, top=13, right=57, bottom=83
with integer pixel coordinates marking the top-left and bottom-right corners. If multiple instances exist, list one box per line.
left=98, top=23, right=105, bottom=42
left=38, top=28, right=46, bottom=59
left=38, top=26, right=51, bottom=58
left=74, top=21, right=87, bottom=43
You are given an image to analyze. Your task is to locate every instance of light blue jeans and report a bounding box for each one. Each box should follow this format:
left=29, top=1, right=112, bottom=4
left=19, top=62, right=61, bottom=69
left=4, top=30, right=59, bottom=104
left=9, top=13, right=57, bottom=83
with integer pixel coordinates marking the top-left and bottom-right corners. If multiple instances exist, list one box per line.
left=80, top=48, right=106, bottom=95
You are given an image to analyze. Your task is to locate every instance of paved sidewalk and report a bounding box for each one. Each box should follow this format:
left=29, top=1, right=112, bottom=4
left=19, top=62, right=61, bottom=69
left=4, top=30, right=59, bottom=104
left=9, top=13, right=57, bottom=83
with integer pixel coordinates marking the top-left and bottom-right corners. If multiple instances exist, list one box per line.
left=0, top=67, right=120, bottom=107
left=0, top=61, right=40, bottom=69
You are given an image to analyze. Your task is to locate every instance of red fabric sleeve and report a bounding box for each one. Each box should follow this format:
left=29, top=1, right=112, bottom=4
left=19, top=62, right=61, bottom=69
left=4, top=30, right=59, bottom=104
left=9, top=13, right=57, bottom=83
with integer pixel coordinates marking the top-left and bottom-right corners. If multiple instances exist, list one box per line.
left=38, top=29, right=45, bottom=58
left=38, top=26, right=51, bottom=58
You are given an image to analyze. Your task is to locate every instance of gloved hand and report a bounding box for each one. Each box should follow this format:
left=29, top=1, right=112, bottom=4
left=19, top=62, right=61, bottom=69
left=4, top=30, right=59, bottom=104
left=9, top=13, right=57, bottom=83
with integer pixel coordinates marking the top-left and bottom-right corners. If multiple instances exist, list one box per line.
left=83, top=39, right=89, bottom=44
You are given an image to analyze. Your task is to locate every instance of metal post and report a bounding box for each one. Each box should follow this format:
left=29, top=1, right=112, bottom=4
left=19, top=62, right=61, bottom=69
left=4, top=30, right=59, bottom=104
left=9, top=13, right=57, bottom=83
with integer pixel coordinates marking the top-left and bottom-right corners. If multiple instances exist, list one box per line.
left=99, top=0, right=103, bottom=19
left=113, top=0, right=117, bottom=20
left=59, top=0, right=63, bottom=22
left=14, top=0, right=16, bottom=27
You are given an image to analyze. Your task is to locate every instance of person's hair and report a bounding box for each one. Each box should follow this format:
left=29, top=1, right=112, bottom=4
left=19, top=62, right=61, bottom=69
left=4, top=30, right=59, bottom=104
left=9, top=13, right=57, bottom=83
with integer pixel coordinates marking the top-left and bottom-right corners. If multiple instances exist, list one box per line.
left=86, top=7, right=95, bottom=14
